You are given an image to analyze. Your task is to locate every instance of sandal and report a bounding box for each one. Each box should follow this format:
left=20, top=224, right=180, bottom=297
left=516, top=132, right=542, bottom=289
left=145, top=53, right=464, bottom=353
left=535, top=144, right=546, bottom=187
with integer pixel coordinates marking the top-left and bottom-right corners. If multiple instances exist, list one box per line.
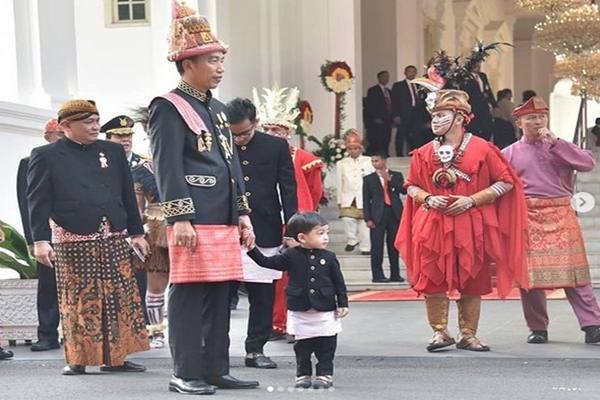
left=456, top=335, right=490, bottom=352
left=426, top=330, right=456, bottom=352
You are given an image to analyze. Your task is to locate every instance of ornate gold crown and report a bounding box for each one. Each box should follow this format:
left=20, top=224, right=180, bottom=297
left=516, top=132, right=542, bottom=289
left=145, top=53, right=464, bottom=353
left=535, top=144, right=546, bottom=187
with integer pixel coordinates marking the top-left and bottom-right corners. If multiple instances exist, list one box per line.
left=252, top=84, right=300, bottom=130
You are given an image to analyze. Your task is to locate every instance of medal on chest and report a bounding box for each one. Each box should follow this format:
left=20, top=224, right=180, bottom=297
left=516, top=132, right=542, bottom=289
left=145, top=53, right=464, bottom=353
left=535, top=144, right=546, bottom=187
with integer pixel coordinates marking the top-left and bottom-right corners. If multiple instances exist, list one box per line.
left=197, top=130, right=213, bottom=152
left=99, top=152, right=109, bottom=168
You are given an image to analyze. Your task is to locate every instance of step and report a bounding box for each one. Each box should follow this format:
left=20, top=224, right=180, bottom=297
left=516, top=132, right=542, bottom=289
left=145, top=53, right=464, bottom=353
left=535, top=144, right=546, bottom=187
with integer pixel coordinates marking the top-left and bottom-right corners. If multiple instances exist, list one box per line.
left=346, top=282, right=411, bottom=292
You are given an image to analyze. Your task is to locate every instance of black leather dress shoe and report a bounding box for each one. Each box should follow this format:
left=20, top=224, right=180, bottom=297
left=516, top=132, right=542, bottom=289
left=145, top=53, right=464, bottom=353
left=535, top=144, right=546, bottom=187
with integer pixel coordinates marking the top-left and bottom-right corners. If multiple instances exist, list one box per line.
left=205, top=375, right=259, bottom=389
left=245, top=353, right=277, bottom=369
left=267, top=330, right=286, bottom=341
left=31, top=339, right=60, bottom=352
left=62, top=365, right=86, bottom=375
left=169, top=375, right=216, bottom=395
left=527, top=330, right=548, bottom=344
left=390, top=276, right=405, bottom=283
left=584, top=326, right=600, bottom=343
left=0, top=347, right=14, bottom=360
left=100, top=361, right=146, bottom=372
left=372, top=277, right=390, bottom=283
left=344, top=244, right=357, bottom=252
left=360, top=251, right=370, bottom=256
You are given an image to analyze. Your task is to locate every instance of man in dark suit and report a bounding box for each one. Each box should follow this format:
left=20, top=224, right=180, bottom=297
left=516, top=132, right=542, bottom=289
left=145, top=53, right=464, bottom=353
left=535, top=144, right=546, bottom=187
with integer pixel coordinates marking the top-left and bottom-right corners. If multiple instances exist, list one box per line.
left=28, top=99, right=150, bottom=375
left=225, top=98, right=297, bottom=369
left=363, top=153, right=406, bottom=283
left=365, top=70, right=393, bottom=156
left=460, top=62, right=496, bottom=140
left=16, top=118, right=63, bottom=352
left=391, top=65, right=421, bottom=156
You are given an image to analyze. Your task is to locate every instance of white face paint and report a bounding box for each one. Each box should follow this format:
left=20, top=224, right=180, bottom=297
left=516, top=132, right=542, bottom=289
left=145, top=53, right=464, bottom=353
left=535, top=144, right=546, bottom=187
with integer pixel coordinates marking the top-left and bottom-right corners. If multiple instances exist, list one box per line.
left=431, top=110, right=455, bottom=136
left=437, top=144, right=454, bottom=163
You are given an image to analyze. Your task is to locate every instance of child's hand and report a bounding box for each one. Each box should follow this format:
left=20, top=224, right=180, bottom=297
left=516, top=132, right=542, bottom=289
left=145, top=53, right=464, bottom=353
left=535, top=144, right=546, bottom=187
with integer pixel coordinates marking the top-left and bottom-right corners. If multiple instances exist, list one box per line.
left=335, top=307, right=349, bottom=318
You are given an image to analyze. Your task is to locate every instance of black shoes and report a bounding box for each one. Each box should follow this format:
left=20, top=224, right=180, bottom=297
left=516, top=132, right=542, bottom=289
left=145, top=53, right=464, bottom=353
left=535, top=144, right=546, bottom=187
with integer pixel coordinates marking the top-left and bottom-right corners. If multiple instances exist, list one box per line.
left=267, top=330, right=287, bottom=341
left=372, top=277, right=390, bottom=283
left=344, top=244, right=358, bottom=252
left=312, top=375, right=334, bottom=389
left=0, top=347, right=14, bottom=360
left=169, top=375, right=216, bottom=395
left=361, top=251, right=370, bottom=255
left=204, top=374, right=259, bottom=389
left=245, top=353, right=277, bottom=369
left=62, top=365, right=86, bottom=375
left=31, top=339, right=60, bottom=352
left=390, top=276, right=405, bottom=282
left=527, top=330, right=548, bottom=344
left=100, top=361, right=146, bottom=373
left=584, top=326, right=600, bottom=343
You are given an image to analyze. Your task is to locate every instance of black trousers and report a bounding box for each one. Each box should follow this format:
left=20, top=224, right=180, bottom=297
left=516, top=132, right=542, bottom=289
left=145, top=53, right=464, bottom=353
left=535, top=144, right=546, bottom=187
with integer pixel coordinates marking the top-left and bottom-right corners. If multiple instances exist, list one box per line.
left=36, top=263, right=60, bottom=342
left=169, top=282, right=231, bottom=380
left=294, top=335, right=337, bottom=377
left=370, top=206, right=400, bottom=280
left=134, top=270, right=148, bottom=325
left=245, top=282, right=275, bottom=354
left=366, top=122, right=391, bottom=156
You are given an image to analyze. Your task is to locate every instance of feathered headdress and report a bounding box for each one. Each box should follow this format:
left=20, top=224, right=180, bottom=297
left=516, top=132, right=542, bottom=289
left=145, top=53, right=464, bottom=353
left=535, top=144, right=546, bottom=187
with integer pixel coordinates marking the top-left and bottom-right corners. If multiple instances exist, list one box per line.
left=252, top=84, right=300, bottom=130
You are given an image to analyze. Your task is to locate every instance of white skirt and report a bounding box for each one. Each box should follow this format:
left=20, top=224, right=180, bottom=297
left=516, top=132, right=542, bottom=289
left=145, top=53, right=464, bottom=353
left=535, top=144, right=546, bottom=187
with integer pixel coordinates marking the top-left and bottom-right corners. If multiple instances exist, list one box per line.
left=287, top=309, right=342, bottom=340
left=241, top=246, right=283, bottom=283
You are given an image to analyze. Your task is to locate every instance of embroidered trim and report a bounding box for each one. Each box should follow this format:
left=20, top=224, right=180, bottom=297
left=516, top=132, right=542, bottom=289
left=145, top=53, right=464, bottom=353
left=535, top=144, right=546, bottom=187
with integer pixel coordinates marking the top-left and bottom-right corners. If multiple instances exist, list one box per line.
left=178, top=80, right=208, bottom=103
left=185, top=175, right=217, bottom=187
left=161, top=197, right=196, bottom=218
left=301, top=158, right=323, bottom=172
left=237, top=195, right=251, bottom=213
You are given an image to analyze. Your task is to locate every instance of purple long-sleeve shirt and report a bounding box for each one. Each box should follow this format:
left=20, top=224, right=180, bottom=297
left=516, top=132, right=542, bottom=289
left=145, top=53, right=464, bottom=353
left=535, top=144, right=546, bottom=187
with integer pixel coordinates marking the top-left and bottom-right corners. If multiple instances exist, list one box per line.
left=502, top=137, right=596, bottom=198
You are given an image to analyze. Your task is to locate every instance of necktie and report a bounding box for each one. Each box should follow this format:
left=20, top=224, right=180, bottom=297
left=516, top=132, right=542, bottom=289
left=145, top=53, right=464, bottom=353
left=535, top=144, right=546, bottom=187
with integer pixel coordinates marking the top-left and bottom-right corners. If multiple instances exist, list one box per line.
left=383, top=88, right=391, bottom=113
left=382, top=176, right=392, bottom=206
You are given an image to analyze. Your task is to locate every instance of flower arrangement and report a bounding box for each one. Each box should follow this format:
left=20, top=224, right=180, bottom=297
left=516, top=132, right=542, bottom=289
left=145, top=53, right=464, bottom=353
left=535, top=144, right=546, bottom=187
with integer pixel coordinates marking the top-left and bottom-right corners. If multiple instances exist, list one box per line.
left=308, top=134, right=347, bottom=168
left=319, top=60, right=354, bottom=138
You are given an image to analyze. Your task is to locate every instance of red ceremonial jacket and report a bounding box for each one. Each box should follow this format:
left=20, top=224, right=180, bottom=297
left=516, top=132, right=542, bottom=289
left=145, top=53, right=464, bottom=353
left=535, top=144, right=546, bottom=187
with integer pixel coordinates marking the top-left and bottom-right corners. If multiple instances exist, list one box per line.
left=291, top=146, right=323, bottom=212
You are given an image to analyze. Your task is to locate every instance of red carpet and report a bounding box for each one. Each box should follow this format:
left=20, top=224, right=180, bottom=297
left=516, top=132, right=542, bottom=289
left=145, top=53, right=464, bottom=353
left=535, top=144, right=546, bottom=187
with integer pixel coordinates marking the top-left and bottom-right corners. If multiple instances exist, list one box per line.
left=349, top=288, right=566, bottom=302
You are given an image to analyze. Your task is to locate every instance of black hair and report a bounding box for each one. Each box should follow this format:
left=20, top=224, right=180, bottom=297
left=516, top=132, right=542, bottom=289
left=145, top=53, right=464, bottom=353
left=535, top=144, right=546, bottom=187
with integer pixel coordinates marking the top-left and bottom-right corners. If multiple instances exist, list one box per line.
left=497, top=88, right=512, bottom=101
left=175, top=55, right=202, bottom=75
left=596, top=117, right=600, bottom=124
left=225, top=98, right=257, bottom=124
left=404, top=65, right=417, bottom=72
left=130, top=106, right=149, bottom=131
left=370, top=152, right=388, bottom=160
left=522, top=89, right=537, bottom=102
left=377, top=70, right=389, bottom=79
left=286, top=212, right=328, bottom=241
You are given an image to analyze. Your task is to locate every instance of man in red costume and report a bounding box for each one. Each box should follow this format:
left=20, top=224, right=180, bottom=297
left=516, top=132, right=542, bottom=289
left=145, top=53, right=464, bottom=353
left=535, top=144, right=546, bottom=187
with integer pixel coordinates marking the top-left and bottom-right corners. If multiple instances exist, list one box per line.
left=395, top=89, right=528, bottom=352
left=253, top=85, right=323, bottom=339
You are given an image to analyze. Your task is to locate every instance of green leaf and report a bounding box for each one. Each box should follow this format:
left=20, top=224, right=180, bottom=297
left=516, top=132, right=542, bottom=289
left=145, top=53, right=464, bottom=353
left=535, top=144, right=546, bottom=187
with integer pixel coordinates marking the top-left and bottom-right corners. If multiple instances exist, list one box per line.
left=0, top=250, right=37, bottom=279
left=0, top=220, right=37, bottom=278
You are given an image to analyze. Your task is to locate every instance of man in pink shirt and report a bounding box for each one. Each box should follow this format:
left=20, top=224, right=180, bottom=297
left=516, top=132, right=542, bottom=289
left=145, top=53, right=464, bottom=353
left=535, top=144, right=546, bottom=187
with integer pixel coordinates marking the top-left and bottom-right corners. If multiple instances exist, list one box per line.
left=502, top=97, right=600, bottom=345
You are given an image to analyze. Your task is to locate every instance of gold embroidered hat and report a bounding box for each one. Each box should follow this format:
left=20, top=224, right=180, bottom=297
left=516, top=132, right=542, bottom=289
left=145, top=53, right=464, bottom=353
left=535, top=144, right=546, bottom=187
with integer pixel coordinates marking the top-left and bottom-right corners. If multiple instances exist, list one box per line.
left=100, top=115, right=135, bottom=136
left=57, top=100, right=99, bottom=122
left=167, top=0, right=228, bottom=62
left=252, top=84, right=300, bottom=130
left=512, top=96, right=549, bottom=118
left=431, top=89, right=472, bottom=115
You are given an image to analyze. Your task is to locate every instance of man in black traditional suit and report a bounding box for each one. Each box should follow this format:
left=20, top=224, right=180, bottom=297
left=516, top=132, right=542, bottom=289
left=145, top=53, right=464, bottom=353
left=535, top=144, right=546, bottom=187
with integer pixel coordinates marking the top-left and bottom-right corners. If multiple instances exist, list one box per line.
left=148, top=1, right=258, bottom=394
left=16, top=118, right=63, bottom=352
left=225, top=97, right=297, bottom=369
left=102, top=115, right=143, bottom=167
left=28, top=99, right=151, bottom=375
left=365, top=70, right=393, bottom=156
left=460, top=62, right=496, bottom=140
left=363, top=153, right=406, bottom=283
left=391, top=65, right=421, bottom=156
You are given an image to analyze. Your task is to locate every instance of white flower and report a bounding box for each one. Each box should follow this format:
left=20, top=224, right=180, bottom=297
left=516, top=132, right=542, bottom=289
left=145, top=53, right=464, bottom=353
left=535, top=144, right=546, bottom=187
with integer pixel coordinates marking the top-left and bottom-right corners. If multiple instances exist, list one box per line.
left=336, top=154, right=343, bottom=159
left=336, top=148, right=342, bottom=153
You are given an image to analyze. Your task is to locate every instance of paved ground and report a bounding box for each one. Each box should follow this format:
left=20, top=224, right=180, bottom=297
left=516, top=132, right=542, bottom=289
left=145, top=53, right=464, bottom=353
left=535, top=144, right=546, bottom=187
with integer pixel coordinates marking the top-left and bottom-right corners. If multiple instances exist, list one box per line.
left=3, top=295, right=600, bottom=399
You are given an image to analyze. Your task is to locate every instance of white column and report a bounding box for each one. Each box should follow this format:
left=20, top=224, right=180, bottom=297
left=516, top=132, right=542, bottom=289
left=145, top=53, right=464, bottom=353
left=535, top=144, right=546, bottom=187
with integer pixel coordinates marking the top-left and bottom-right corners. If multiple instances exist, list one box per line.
left=13, top=0, right=50, bottom=107
left=0, top=0, right=19, bottom=102
left=395, top=0, right=425, bottom=77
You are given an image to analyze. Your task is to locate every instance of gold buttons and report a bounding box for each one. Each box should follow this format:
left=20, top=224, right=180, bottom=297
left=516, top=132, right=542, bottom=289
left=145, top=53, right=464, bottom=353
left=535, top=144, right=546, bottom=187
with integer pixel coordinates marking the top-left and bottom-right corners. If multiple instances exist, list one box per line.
left=241, top=146, right=247, bottom=150
left=242, top=160, right=249, bottom=165
left=244, top=176, right=250, bottom=182
left=310, top=277, right=316, bottom=282
left=309, top=289, right=315, bottom=294
left=310, top=266, right=315, bottom=271
left=320, top=259, right=326, bottom=265
left=245, top=191, right=251, bottom=197
left=310, top=255, right=315, bottom=259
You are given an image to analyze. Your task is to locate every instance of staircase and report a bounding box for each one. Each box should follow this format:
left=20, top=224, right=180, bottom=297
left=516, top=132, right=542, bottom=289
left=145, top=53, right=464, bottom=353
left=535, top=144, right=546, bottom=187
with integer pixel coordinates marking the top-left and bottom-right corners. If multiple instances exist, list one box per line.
left=326, top=155, right=600, bottom=290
